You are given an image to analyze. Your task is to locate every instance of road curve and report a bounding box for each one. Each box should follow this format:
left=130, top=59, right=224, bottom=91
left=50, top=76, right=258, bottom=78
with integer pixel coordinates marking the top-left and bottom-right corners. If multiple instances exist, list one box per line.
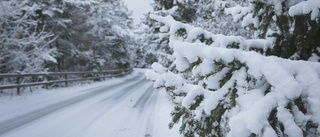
left=0, top=71, right=180, bottom=137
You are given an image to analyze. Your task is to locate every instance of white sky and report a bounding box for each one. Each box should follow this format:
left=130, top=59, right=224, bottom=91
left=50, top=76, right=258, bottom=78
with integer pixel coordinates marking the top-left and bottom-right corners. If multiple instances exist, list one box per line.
left=122, top=0, right=153, bottom=25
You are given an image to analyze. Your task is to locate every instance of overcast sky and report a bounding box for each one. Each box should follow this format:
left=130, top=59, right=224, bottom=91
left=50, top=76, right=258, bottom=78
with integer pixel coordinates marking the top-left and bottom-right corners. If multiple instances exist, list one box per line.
left=122, top=0, right=153, bottom=25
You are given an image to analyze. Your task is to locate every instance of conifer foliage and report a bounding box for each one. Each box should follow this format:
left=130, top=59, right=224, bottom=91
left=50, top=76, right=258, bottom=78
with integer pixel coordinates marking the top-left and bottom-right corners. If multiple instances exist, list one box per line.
left=193, top=0, right=252, bottom=37
left=0, top=0, right=134, bottom=74
left=137, top=0, right=198, bottom=68
left=0, top=1, right=56, bottom=73
left=225, top=0, right=320, bottom=60
left=146, top=0, right=320, bottom=136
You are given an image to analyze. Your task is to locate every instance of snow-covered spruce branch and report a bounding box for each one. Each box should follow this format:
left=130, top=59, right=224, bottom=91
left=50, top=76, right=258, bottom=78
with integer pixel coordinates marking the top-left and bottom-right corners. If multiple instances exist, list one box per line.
left=288, top=0, right=320, bottom=20
left=146, top=15, right=320, bottom=137
left=224, top=0, right=320, bottom=61
left=150, top=15, right=273, bottom=56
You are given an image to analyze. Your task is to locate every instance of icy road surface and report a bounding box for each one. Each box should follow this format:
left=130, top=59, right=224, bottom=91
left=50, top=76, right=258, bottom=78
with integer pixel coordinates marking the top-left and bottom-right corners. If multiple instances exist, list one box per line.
left=0, top=69, right=180, bottom=137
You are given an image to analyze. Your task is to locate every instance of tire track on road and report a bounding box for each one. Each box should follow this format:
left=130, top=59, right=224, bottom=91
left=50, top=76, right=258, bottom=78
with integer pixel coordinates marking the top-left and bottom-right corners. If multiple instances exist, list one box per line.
left=0, top=73, right=143, bottom=136
left=142, top=85, right=159, bottom=137
left=80, top=79, right=152, bottom=130
left=133, top=84, right=156, bottom=114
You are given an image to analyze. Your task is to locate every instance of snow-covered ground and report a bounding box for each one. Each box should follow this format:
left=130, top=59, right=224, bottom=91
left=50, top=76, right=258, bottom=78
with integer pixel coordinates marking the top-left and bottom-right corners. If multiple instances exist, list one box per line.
left=0, top=69, right=180, bottom=137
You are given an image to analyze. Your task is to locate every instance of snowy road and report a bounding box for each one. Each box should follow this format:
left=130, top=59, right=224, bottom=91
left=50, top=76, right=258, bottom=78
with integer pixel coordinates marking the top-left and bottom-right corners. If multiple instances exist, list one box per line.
left=0, top=70, right=180, bottom=137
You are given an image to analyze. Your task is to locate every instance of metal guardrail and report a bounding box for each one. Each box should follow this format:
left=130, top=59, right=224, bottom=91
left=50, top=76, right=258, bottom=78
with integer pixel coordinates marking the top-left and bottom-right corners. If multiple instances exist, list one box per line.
left=0, top=68, right=133, bottom=95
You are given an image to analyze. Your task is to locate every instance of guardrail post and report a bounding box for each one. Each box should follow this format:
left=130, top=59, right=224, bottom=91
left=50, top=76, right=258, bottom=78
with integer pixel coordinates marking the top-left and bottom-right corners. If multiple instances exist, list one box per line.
left=64, top=74, right=68, bottom=87
left=81, top=73, right=84, bottom=85
left=16, top=75, right=21, bottom=95
left=45, top=74, right=49, bottom=89
left=103, top=72, right=106, bottom=80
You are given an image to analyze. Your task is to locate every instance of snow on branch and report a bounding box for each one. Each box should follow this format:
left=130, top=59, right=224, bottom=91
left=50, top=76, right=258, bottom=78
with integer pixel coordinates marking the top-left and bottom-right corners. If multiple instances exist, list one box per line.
left=0, top=1, right=57, bottom=73
left=64, top=0, right=98, bottom=6
left=289, top=0, right=320, bottom=20
left=147, top=14, right=320, bottom=136
left=150, top=14, right=273, bottom=56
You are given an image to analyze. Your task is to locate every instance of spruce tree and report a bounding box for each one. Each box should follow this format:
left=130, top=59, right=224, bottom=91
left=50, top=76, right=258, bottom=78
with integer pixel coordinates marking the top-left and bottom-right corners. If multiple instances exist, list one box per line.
left=26, top=0, right=97, bottom=71
left=0, top=0, right=56, bottom=73
left=88, top=0, right=133, bottom=70
left=147, top=0, right=320, bottom=136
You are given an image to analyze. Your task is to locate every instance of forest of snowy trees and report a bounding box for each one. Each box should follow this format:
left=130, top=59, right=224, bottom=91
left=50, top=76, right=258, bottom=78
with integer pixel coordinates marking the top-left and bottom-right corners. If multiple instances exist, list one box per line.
left=1, top=0, right=320, bottom=136
left=0, top=0, right=134, bottom=74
